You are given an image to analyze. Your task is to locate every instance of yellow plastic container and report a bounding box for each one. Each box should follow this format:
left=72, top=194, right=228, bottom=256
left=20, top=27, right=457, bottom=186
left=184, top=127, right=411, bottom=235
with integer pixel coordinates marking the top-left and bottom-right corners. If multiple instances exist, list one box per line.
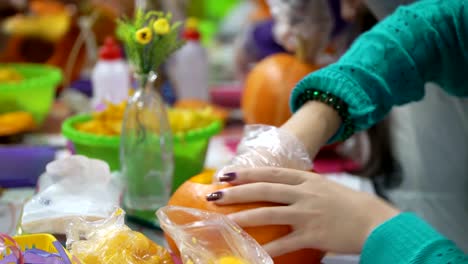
left=0, top=234, right=73, bottom=260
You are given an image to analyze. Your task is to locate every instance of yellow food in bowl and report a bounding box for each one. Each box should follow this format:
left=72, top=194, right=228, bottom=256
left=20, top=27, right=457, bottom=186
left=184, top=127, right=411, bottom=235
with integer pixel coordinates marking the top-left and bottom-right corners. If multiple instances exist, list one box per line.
left=75, top=102, right=221, bottom=136
left=0, top=68, right=23, bottom=84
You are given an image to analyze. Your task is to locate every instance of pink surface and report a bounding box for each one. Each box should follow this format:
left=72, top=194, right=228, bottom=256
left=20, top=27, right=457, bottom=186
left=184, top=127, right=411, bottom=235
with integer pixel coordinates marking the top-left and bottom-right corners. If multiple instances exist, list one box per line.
left=171, top=254, right=182, bottom=264
left=210, top=84, right=243, bottom=108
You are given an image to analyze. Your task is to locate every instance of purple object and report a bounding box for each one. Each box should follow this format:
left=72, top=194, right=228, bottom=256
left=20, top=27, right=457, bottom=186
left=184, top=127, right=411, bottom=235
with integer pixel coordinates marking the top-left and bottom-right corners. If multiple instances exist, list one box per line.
left=0, top=255, right=17, bottom=263
left=0, top=146, right=56, bottom=188
left=66, top=141, right=76, bottom=155
left=53, top=241, right=72, bottom=264
left=70, top=79, right=93, bottom=98
left=246, top=0, right=349, bottom=61
left=328, top=0, right=348, bottom=37
left=171, top=253, right=182, bottom=264
left=248, top=19, right=288, bottom=61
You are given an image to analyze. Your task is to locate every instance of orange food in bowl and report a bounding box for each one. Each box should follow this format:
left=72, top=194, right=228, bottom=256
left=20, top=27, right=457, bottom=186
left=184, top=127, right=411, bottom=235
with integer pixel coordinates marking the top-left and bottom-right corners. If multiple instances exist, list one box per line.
left=0, top=111, right=35, bottom=136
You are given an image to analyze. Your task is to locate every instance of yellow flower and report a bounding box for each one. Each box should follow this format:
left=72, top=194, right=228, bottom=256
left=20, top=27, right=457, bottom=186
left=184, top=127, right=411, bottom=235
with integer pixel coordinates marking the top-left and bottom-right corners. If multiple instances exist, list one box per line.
left=135, top=27, right=152, bottom=44
left=153, top=18, right=170, bottom=35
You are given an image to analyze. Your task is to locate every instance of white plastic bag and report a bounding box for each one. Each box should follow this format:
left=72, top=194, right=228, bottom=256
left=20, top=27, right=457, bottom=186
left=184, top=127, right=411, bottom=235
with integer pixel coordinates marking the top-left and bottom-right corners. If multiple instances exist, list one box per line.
left=21, top=155, right=122, bottom=234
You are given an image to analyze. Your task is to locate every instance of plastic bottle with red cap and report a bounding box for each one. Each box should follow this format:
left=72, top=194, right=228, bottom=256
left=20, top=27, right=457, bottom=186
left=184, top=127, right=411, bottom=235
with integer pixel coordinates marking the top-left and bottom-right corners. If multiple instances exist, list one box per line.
left=168, top=18, right=210, bottom=101
left=91, top=36, right=130, bottom=109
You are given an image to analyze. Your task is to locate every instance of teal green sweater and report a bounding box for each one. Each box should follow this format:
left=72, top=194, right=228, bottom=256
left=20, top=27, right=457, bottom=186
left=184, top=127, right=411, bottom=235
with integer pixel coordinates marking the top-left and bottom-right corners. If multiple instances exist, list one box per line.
left=291, top=0, right=468, bottom=137
left=290, top=0, right=468, bottom=262
left=363, top=213, right=467, bottom=263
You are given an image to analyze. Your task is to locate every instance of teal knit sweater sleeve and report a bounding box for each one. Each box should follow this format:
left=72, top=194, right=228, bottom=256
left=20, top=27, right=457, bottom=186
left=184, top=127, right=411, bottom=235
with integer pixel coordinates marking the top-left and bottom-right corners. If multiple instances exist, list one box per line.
left=290, top=0, right=468, bottom=140
left=361, top=213, right=468, bottom=263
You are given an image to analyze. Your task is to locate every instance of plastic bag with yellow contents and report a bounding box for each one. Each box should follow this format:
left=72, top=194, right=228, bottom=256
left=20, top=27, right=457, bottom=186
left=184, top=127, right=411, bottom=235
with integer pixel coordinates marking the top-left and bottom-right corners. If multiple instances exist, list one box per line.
left=157, top=206, right=273, bottom=264
left=66, top=208, right=174, bottom=264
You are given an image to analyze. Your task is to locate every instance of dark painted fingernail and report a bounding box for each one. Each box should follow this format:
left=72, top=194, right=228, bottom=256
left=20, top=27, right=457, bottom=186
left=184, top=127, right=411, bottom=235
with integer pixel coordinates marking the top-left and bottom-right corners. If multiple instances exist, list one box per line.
left=219, top=172, right=236, bottom=182
left=206, top=191, right=223, bottom=201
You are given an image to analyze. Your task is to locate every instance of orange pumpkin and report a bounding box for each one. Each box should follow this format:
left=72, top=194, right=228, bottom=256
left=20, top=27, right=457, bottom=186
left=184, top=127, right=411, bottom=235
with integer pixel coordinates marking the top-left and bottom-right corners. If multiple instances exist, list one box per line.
left=241, top=53, right=320, bottom=127
left=0, top=0, right=121, bottom=87
left=167, top=170, right=325, bottom=264
left=0, top=0, right=85, bottom=86
left=250, top=0, right=271, bottom=22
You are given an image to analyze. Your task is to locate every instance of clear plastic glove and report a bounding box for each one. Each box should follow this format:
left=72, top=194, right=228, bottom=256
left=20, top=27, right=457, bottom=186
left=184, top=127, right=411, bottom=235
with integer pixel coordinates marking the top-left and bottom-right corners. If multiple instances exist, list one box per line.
left=215, top=125, right=312, bottom=181
left=268, top=0, right=333, bottom=63
left=210, top=167, right=400, bottom=256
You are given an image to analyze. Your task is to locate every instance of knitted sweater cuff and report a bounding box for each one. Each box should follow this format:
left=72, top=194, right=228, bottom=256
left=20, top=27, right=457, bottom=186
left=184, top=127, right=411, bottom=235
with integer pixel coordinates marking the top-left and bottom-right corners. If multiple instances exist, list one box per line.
left=290, top=66, right=376, bottom=143
left=361, top=212, right=453, bottom=264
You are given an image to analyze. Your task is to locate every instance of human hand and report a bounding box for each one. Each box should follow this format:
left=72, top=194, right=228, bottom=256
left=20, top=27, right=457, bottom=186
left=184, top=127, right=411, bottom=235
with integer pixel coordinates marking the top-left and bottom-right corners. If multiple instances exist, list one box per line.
left=208, top=167, right=399, bottom=256
left=215, top=125, right=312, bottom=181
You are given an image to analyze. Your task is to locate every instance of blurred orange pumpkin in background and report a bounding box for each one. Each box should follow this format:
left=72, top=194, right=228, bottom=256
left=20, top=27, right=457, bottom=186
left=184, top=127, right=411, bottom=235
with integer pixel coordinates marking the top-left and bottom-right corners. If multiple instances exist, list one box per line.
left=241, top=53, right=321, bottom=127
left=250, top=0, right=271, bottom=22
left=0, top=0, right=84, bottom=86
left=0, top=0, right=127, bottom=89
left=167, top=170, right=325, bottom=264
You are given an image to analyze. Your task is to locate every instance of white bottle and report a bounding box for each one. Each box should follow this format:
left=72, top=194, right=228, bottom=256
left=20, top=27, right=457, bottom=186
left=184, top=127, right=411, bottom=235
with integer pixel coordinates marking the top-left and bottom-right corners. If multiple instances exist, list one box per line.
left=91, top=37, right=130, bottom=109
left=168, top=25, right=210, bottom=101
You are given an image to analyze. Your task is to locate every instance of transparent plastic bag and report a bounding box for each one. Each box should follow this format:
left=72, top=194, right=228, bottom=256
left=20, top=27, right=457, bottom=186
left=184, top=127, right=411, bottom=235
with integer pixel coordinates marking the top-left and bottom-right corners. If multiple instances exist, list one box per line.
left=66, top=208, right=173, bottom=264
left=157, top=205, right=273, bottom=264
left=20, top=155, right=121, bottom=234
left=215, top=125, right=312, bottom=180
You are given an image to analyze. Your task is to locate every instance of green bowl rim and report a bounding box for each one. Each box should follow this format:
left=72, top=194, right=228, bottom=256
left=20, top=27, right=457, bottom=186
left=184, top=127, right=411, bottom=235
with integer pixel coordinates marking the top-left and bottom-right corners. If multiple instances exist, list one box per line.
left=0, top=63, right=62, bottom=91
left=62, top=114, right=223, bottom=147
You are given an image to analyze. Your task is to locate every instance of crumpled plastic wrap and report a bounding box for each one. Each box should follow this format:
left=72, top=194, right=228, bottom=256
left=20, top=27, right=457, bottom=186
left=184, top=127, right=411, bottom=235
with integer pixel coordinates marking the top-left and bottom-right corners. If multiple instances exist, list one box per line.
left=215, top=125, right=312, bottom=180
left=157, top=206, right=273, bottom=264
left=20, top=155, right=121, bottom=234
left=66, top=208, right=173, bottom=264
left=268, top=0, right=333, bottom=63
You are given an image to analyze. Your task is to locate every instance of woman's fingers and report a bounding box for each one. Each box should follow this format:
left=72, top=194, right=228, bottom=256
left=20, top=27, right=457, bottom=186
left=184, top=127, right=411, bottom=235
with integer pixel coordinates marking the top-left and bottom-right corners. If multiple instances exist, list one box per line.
left=262, top=232, right=305, bottom=258
left=218, top=167, right=312, bottom=186
left=228, top=206, right=302, bottom=227
left=209, top=182, right=300, bottom=205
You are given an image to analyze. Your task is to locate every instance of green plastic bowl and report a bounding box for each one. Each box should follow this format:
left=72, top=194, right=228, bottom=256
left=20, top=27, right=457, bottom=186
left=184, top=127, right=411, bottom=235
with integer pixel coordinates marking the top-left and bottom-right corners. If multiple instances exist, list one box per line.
left=0, top=64, right=62, bottom=125
left=62, top=114, right=222, bottom=192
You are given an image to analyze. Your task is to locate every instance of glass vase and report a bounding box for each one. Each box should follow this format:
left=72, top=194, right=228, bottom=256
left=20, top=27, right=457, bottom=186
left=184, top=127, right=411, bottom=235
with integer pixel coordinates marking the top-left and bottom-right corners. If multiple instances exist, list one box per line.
left=120, top=71, right=174, bottom=211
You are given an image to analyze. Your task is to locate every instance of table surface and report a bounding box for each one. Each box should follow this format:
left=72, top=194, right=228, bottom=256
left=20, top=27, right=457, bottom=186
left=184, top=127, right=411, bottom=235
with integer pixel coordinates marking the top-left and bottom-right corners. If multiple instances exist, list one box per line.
left=0, top=103, right=372, bottom=263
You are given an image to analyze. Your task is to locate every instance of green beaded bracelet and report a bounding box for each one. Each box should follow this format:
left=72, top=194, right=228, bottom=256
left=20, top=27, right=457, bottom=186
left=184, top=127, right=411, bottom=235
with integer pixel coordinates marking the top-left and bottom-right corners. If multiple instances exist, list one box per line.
left=295, top=89, right=354, bottom=142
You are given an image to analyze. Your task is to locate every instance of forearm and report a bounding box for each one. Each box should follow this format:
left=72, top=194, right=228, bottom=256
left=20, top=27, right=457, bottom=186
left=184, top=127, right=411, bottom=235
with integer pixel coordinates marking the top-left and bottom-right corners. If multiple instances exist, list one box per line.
left=290, top=0, right=468, bottom=142
left=281, top=101, right=341, bottom=158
